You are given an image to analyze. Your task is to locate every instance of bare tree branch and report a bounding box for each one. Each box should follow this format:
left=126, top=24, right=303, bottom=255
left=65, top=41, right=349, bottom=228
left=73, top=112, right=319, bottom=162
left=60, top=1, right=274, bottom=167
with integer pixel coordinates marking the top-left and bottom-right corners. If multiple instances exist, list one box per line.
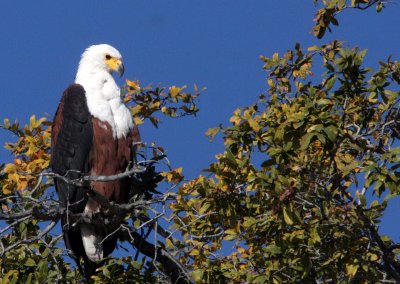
left=19, top=165, right=147, bottom=187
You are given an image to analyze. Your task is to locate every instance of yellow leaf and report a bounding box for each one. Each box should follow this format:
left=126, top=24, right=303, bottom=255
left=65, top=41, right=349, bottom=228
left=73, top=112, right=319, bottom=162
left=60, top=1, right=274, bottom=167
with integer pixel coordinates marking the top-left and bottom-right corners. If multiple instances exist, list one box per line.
left=345, top=263, right=359, bottom=276
left=225, top=229, right=237, bottom=235
left=2, top=184, right=13, bottom=195
left=130, top=105, right=142, bottom=116
left=283, top=207, right=294, bottom=225
left=344, top=179, right=352, bottom=187
left=191, top=270, right=204, bottom=282
left=18, top=179, right=28, bottom=190
left=169, top=86, right=181, bottom=98
left=2, top=270, right=18, bottom=283
left=229, top=115, right=241, bottom=125
left=133, top=117, right=143, bottom=125
left=248, top=118, right=261, bottom=132
left=189, top=249, right=199, bottom=256
left=3, top=118, right=10, bottom=128
left=165, top=238, right=174, bottom=250
left=34, top=117, right=47, bottom=128
left=205, top=127, right=220, bottom=141
left=126, top=79, right=140, bottom=91
left=367, top=252, right=379, bottom=261
left=4, top=163, right=17, bottom=173
left=29, top=115, right=36, bottom=130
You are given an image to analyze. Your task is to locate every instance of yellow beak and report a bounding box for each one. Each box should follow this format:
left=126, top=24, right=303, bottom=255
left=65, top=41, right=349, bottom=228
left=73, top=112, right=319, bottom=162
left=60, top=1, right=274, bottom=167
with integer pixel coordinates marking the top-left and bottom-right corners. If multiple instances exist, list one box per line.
left=106, top=57, right=124, bottom=77
left=117, top=63, right=125, bottom=77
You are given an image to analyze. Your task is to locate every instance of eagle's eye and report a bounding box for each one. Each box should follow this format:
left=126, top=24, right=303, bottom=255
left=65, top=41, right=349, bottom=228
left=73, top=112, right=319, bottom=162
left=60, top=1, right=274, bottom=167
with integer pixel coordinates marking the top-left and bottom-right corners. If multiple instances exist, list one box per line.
left=105, top=54, right=112, bottom=60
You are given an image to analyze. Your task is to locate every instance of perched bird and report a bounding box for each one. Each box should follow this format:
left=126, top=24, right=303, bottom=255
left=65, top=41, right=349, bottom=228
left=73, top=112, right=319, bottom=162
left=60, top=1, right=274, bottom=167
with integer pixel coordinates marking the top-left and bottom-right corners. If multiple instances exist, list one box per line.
left=51, top=44, right=140, bottom=277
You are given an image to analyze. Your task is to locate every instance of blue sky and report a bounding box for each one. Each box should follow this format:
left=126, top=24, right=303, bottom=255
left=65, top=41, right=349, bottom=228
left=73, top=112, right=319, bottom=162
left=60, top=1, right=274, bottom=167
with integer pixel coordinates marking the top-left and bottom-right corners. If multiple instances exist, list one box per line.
left=1, top=1, right=400, bottom=241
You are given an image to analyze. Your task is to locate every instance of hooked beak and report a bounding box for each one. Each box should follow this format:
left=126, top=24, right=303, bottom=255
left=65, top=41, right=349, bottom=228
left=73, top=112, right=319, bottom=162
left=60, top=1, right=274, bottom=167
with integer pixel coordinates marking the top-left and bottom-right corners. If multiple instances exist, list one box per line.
left=117, top=63, right=125, bottom=77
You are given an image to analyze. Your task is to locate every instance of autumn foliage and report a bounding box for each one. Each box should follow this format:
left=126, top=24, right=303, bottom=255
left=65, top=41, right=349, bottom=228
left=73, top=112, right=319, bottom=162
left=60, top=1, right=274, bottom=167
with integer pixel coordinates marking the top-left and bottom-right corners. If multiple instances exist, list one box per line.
left=1, top=1, right=400, bottom=283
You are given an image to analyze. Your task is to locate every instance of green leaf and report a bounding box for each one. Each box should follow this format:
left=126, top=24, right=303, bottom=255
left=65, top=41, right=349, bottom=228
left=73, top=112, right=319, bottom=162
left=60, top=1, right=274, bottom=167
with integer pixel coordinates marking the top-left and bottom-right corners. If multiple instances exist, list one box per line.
left=103, top=267, right=111, bottom=278
left=310, top=227, right=321, bottom=244
left=370, top=200, right=379, bottom=208
left=324, top=75, right=337, bottom=91
left=192, top=269, right=204, bottom=282
left=225, top=148, right=238, bottom=168
left=323, top=125, right=338, bottom=142
left=254, top=275, right=268, bottom=283
left=199, top=201, right=211, bottom=214
left=377, top=2, right=383, bottom=12
left=300, top=133, right=316, bottom=150
left=243, top=217, right=258, bottom=228
left=25, top=258, right=36, bottom=267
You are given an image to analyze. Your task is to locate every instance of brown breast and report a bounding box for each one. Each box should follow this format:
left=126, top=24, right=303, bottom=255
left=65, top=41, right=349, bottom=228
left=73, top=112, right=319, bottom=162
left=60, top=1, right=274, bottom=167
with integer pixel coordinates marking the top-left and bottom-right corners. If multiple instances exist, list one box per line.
left=89, top=117, right=134, bottom=204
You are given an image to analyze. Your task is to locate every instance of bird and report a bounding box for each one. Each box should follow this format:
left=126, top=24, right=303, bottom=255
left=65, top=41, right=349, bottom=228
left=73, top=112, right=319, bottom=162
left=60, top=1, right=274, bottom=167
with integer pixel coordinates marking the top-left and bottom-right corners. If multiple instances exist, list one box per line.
left=51, top=44, right=140, bottom=278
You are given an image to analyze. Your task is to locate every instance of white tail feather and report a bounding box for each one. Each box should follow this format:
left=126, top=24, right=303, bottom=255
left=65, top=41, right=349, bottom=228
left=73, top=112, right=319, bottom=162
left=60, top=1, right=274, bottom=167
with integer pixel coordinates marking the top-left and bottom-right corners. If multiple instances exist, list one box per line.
left=81, top=198, right=103, bottom=262
left=81, top=223, right=103, bottom=262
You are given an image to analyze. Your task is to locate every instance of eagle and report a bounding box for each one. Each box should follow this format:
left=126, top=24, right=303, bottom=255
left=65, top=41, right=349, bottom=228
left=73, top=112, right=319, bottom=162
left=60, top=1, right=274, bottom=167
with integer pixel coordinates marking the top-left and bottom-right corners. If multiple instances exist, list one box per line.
left=51, top=44, right=140, bottom=277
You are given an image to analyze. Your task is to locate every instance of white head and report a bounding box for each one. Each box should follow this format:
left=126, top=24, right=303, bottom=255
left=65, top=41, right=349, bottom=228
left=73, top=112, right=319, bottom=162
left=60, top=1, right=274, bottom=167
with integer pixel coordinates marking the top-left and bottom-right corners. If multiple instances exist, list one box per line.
left=76, top=44, right=124, bottom=80
left=74, top=44, right=133, bottom=139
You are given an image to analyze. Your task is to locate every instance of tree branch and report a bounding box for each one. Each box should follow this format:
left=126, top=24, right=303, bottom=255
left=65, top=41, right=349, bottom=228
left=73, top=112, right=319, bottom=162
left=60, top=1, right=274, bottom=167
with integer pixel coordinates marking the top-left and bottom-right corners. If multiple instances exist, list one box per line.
left=20, top=165, right=147, bottom=187
left=119, top=228, right=193, bottom=284
left=1, top=160, right=193, bottom=281
left=0, top=220, right=58, bottom=256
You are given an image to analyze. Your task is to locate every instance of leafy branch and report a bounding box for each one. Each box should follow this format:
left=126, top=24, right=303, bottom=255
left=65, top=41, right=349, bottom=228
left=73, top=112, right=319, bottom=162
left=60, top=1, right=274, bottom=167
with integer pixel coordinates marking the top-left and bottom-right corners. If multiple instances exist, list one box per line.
left=1, top=163, right=192, bottom=283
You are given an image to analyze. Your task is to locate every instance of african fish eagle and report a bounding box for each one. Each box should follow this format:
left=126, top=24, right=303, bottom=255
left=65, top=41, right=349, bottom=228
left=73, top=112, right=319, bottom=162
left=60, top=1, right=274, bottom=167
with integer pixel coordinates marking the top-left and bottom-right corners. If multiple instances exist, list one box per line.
left=51, top=44, right=140, bottom=276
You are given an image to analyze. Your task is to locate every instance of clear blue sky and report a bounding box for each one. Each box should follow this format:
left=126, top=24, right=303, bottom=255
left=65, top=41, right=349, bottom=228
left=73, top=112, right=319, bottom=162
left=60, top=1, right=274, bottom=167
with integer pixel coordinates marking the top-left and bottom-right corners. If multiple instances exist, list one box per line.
left=1, top=1, right=400, bottom=240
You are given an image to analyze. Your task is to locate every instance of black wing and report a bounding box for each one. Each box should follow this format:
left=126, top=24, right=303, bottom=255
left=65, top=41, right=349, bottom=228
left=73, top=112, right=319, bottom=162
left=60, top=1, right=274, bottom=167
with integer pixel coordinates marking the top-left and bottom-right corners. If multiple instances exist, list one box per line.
left=51, top=84, right=93, bottom=214
left=51, top=84, right=95, bottom=275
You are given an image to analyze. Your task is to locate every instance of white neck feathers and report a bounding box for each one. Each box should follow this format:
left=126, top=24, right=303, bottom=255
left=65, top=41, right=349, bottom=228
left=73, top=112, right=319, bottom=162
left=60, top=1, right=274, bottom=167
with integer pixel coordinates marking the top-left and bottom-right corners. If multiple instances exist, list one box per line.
left=75, top=61, right=133, bottom=139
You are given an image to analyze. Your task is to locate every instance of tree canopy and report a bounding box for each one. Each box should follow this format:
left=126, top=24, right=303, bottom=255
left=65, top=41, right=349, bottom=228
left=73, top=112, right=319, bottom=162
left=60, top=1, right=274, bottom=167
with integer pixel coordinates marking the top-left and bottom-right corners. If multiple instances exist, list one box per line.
left=1, top=1, right=400, bottom=283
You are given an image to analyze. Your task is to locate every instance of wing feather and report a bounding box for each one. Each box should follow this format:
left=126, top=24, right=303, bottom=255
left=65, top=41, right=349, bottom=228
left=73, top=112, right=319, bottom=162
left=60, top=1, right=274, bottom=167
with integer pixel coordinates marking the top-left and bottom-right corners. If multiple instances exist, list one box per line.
left=51, top=84, right=93, bottom=213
